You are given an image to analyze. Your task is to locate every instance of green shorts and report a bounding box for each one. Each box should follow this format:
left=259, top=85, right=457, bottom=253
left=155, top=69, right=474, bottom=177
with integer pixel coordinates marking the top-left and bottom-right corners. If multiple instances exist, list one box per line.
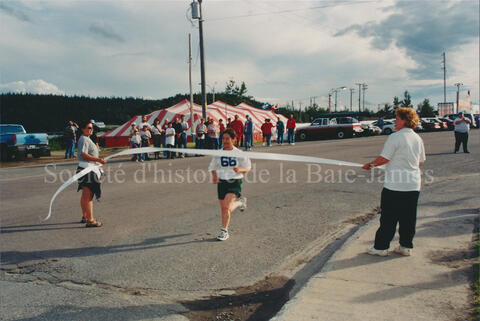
left=217, top=179, right=242, bottom=200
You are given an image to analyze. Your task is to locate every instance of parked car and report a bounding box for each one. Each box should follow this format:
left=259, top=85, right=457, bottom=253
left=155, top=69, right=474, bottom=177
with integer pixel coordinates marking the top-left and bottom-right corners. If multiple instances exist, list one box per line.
left=0, top=124, right=51, bottom=161
left=371, top=120, right=395, bottom=135
left=443, top=113, right=477, bottom=128
left=360, top=121, right=382, bottom=136
left=438, top=118, right=454, bottom=130
left=475, top=114, right=480, bottom=128
left=296, top=117, right=363, bottom=140
left=420, top=119, right=441, bottom=132
left=431, top=118, right=448, bottom=130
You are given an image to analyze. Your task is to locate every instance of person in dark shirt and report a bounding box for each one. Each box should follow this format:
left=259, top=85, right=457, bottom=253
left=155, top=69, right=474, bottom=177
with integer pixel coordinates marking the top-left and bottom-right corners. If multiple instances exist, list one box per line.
left=173, top=118, right=184, bottom=158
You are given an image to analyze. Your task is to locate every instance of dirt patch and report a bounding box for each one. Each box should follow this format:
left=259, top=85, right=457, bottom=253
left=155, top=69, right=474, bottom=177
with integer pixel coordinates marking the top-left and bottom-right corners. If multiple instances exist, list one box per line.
left=181, top=275, right=294, bottom=321
left=428, top=248, right=478, bottom=269
left=343, top=207, right=380, bottom=225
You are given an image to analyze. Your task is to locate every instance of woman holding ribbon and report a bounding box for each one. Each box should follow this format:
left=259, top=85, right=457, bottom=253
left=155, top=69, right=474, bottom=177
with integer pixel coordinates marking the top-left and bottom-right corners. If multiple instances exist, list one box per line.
left=362, top=107, right=425, bottom=256
left=77, top=121, right=106, bottom=227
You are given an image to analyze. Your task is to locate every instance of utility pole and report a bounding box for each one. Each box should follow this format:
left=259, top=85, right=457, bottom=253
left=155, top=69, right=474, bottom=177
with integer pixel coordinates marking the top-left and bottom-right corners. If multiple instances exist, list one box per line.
left=356, top=83, right=362, bottom=112
left=362, top=83, right=368, bottom=111
left=191, top=0, right=207, bottom=118
left=454, top=82, right=463, bottom=113
left=328, top=93, right=332, bottom=113
left=442, top=52, right=447, bottom=103
left=334, top=90, right=338, bottom=112
left=349, top=88, right=355, bottom=111
left=188, top=34, right=195, bottom=139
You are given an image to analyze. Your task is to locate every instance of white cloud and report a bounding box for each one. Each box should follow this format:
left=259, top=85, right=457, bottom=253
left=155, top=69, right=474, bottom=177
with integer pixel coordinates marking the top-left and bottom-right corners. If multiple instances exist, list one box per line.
left=0, top=79, right=64, bottom=95
left=0, top=0, right=477, bottom=107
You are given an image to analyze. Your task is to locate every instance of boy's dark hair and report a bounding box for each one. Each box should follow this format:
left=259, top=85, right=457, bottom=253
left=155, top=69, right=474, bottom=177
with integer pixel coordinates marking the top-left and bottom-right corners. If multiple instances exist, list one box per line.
left=79, top=120, right=92, bottom=129
left=222, top=128, right=236, bottom=140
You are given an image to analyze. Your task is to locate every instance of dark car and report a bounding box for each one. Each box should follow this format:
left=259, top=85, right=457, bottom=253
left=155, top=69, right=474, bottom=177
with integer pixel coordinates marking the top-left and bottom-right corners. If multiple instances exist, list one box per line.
left=296, top=118, right=363, bottom=140
left=431, top=118, right=448, bottom=130
left=420, top=119, right=441, bottom=132
left=438, top=118, right=454, bottom=130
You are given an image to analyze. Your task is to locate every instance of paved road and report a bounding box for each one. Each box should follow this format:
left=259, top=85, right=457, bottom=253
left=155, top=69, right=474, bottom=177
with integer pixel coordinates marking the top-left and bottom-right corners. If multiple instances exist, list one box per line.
left=1, top=130, right=478, bottom=320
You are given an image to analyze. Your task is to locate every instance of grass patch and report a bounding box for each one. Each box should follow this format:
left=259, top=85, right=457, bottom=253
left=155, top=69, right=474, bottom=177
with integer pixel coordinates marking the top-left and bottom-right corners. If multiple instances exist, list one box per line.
left=472, top=227, right=480, bottom=321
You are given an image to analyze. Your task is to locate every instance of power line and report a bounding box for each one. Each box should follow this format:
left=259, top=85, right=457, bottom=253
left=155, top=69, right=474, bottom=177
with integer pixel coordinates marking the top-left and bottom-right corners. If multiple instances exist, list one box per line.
left=208, top=0, right=378, bottom=22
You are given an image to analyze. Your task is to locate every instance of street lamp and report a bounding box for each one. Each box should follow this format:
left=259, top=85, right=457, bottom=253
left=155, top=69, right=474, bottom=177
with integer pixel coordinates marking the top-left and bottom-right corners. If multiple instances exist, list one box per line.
left=198, top=82, right=217, bottom=104
left=332, top=86, right=346, bottom=112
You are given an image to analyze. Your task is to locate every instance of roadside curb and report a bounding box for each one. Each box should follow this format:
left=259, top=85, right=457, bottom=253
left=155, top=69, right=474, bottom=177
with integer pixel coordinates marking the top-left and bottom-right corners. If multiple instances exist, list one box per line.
left=270, top=217, right=378, bottom=320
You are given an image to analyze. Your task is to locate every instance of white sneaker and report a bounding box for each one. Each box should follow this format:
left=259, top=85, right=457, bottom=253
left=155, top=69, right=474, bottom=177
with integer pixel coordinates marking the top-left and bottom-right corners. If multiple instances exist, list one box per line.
left=366, top=247, right=389, bottom=256
left=217, top=228, right=229, bottom=241
left=291, top=143, right=295, bottom=145
left=394, top=245, right=412, bottom=256
left=238, top=197, right=247, bottom=212
left=262, top=142, right=266, bottom=146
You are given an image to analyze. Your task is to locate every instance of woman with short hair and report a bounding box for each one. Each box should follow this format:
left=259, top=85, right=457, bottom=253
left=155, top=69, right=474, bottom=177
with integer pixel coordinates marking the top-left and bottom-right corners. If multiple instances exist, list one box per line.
left=77, top=121, right=106, bottom=227
left=363, top=107, right=426, bottom=256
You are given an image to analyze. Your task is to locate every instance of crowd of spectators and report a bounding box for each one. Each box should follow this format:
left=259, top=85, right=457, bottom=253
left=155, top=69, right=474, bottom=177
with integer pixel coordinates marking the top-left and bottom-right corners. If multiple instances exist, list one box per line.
left=64, top=114, right=297, bottom=162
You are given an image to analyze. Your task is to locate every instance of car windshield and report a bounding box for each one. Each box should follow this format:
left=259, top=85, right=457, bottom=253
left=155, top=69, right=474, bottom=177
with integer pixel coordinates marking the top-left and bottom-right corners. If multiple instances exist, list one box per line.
left=0, top=125, right=24, bottom=134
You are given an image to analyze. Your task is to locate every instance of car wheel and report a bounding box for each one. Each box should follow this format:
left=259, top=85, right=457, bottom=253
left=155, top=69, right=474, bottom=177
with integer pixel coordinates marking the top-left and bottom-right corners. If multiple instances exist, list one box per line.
left=1, top=145, right=10, bottom=162
left=299, top=131, right=308, bottom=141
left=16, top=150, right=26, bottom=161
left=336, top=130, right=345, bottom=139
left=383, top=128, right=392, bottom=135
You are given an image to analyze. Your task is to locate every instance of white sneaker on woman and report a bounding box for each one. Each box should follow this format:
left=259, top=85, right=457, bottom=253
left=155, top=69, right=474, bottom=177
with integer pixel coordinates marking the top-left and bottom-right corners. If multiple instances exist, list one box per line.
left=238, top=197, right=247, bottom=212
left=217, top=229, right=229, bottom=241
left=394, top=245, right=412, bottom=256
left=366, top=247, right=389, bottom=256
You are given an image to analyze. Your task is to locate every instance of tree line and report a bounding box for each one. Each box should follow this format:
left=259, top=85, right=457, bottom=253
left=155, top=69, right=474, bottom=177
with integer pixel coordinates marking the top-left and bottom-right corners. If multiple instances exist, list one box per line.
left=0, top=82, right=436, bottom=132
left=0, top=90, right=263, bottom=132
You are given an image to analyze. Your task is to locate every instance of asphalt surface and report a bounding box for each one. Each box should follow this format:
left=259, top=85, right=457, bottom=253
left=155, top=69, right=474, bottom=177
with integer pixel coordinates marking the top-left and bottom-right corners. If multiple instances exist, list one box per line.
left=1, top=130, right=479, bottom=320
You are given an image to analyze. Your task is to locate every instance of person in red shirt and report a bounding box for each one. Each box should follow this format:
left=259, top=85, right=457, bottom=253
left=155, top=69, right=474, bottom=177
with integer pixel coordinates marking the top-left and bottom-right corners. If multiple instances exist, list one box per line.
left=218, top=119, right=226, bottom=149
left=230, top=115, right=244, bottom=148
left=286, top=114, right=296, bottom=145
left=261, top=119, right=274, bottom=147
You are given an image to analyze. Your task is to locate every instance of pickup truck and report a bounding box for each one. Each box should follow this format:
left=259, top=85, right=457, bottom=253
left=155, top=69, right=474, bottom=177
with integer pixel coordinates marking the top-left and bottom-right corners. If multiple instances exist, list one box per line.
left=296, top=117, right=363, bottom=140
left=0, top=124, right=51, bottom=161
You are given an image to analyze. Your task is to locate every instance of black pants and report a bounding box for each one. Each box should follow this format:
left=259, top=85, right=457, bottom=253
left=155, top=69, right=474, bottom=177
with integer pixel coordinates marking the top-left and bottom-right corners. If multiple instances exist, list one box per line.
left=374, top=188, right=420, bottom=250
left=454, top=131, right=469, bottom=152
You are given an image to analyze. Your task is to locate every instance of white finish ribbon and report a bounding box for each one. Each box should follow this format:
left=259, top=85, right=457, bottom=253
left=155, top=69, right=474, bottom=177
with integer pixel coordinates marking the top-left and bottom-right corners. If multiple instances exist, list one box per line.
left=45, top=147, right=363, bottom=220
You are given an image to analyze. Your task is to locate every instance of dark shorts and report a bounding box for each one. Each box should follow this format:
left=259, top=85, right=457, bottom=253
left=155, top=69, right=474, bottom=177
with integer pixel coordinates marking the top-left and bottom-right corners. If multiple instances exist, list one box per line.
left=217, top=179, right=242, bottom=200
left=77, top=167, right=101, bottom=200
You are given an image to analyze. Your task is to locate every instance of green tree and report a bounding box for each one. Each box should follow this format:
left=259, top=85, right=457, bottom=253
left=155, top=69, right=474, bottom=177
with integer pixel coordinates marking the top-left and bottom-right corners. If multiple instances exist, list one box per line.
left=376, top=103, right=394, bottom=118
left=402, top=90, right=413, bottom=107
left=393, top=96, right=401, bottom=108
left=224, top=79, right=247, bottom=97
left=417, top=99, right=435, bottom=117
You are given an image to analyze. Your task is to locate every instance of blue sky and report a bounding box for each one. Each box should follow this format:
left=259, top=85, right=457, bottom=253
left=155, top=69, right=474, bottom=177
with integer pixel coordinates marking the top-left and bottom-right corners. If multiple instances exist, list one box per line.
left=0, top=0, right=478, bottom=110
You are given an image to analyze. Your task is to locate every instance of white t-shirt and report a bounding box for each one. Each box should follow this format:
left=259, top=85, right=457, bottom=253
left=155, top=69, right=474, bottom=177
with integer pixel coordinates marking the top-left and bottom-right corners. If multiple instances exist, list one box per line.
left=165, top=127, right=175, bottom=146
left=140, top=122, right=151, bottom=130
left=207, top=123, right=219, bottom=138
left=208, top=147, right=251, bottom=180
left=130, top=134, right=141, bottom=145
left=140, top=130, right=151, bottom=139
left=454, top=117, right=470, bottom=133
left=152, top=125, right=162, bottom=135
left=380, top=128, right=426, bottom=191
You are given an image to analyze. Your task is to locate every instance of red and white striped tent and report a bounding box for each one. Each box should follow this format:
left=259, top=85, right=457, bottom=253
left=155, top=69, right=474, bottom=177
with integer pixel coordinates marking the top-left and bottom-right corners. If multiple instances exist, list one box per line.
left=100, top=99, right=288, bottom=147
